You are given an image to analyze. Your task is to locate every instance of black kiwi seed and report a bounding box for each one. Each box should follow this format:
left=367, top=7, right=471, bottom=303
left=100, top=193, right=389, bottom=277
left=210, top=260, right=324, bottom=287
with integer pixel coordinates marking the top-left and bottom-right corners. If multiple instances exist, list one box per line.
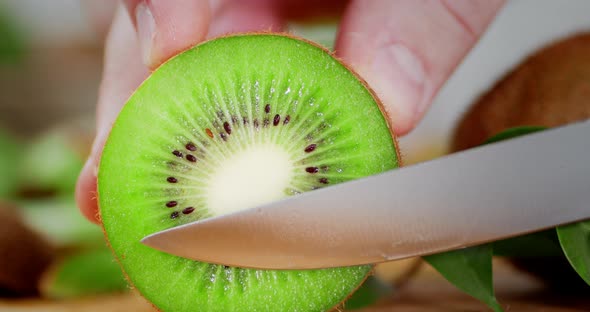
left=273, top=114, right=280, bottom=126
left=186, top=143, right=197, bottom=151
left=223, top=122, right=232, bottom=135
left=220, top=133, right=228, bottom=141
left=304, top=144, right=317, bottom=153
left=305, top=167, right=319, bottom=174
left=170, top=211, right=180, bottom=219
left=172, top=150, right=183, bottom=158
left=166, top=201, right=178, bottom=208
left=283, top=115, right=291, bottom=125
left=319, top=178, right=329, bottom=184
left=205, top=128, right=214, bottom=139
left=167, top=177, right=178, bottom=183
left=186, top=155, right=197, bottom=163
left=264, top=104, right=271, bottom=113
left=182, top=207, right=195, bottom=215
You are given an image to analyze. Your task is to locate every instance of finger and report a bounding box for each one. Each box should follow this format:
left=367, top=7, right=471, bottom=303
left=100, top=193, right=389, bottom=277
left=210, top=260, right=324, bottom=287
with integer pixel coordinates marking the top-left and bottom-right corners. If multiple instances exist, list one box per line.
left=76, top=5, right=150, bottom=224
left=207, top=0, right=283, bottom=38
left=335, top=0, right=504, bottom=135
left=123, top=0, right=211, bottom=68
left=81, top=0, right=118, bottom=41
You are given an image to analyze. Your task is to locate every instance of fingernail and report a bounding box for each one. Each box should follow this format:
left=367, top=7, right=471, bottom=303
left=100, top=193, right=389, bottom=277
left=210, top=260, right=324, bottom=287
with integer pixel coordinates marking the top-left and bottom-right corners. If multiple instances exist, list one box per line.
left=135, top=2, right=156, bottom=65
left=370, top=43, right=426, bottom=130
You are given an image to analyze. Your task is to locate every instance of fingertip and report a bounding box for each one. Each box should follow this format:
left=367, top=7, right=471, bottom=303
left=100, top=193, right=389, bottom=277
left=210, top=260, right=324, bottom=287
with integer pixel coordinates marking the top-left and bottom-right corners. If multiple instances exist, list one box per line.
left=125, top=0, right=211, bottom=68
left=75, top=128, right=110, bottom=225
left=336, top=0, right=503, bottom=136
left=76, top=158, right=101, bottom=225
left=348, top=44, right=427, bottom=136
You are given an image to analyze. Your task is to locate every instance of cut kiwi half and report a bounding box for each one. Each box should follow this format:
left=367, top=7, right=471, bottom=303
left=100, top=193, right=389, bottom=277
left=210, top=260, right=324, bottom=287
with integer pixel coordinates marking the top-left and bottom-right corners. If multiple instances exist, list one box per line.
left=98, top=33, right=400, bottom=311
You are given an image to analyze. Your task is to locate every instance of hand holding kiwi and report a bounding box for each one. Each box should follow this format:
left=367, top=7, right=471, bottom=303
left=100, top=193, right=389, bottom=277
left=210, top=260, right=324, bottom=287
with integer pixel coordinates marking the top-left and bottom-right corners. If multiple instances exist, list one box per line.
left=77, top=1, right=504, bottom=222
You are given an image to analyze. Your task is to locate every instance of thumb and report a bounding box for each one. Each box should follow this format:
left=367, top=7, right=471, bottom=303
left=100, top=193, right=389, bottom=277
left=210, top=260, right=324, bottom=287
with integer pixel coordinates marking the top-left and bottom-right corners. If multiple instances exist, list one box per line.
left=335, top=0, right=504, bottom=135
left=123, top=0, right=211, bottom=68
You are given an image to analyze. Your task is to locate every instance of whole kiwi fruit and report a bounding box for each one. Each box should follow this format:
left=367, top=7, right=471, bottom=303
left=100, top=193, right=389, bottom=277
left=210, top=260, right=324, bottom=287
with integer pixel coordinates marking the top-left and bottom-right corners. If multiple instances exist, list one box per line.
left=98, top=34, right=401, bottom=311
left=452, top=32, right=590, bottom=291
left=453, top=32, right=590, bottom=151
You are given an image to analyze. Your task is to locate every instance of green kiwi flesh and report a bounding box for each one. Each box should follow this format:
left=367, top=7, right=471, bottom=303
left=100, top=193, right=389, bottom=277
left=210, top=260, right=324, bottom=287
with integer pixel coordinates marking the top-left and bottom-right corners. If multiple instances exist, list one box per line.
left=98, top=34, right=400, bottom=311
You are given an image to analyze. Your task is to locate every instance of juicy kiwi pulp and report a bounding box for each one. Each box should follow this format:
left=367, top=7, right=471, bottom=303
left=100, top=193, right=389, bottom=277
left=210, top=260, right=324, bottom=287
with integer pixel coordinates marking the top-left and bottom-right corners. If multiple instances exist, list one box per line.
left=98, top=34, right=399, bottom=311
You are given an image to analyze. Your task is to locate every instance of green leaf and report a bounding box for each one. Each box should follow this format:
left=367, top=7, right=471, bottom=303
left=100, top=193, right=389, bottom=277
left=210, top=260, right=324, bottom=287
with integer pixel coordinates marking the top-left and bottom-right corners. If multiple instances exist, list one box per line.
left=20, top=131, right=85, bottom=195
left=19, top=196, right=105, bottom=248
left=482, top=126, right=546, bottom=145
left=425, top=245, right=503, bottom=312
left=344, top=276, right=394, bottom=310
left=41, top=248, right=128, bottom=299
left=493, top=230, right=562, bottom=257
left=0, top=8, right=26, bottom=64
left=0, top=127, right=22, bottom=199
left=557, top=221, right=590, bottom=285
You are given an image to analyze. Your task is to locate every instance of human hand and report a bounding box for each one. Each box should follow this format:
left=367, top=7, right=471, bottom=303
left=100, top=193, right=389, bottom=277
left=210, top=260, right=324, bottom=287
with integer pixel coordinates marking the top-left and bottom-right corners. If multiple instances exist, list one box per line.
left=77, top=0, right=504, bottom=223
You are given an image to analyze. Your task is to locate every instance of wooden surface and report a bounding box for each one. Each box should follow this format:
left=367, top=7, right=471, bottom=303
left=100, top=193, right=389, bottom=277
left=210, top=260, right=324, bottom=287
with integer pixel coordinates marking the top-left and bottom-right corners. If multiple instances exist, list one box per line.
left=1, top=258, right=588, bottom=311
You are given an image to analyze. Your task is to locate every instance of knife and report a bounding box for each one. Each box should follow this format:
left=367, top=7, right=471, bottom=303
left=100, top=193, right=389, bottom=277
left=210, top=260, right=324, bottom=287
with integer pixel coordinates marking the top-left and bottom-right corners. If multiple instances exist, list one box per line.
left=142, top=119, right=590, bottom=270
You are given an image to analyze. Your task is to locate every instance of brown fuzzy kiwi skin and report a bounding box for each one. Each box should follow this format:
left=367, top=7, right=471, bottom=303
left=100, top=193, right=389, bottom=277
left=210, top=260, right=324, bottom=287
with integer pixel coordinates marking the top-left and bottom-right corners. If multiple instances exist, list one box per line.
left=97, top=32, right=402, bottom=311
left=0, top=203, right=55, bottom=297
left=452, top=32, right=590, bottom=152
left=452, top=33, right=590, bottom=291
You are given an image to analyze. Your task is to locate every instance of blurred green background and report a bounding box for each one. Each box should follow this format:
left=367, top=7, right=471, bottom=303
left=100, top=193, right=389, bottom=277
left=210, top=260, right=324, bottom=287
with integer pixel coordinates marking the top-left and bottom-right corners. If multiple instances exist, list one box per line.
left=0, top=0, right=127, bottom=301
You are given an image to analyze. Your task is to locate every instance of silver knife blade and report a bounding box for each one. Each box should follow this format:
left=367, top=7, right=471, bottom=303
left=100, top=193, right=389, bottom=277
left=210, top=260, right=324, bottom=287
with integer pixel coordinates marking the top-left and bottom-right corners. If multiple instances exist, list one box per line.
left=142, top=120, right=590, bottom=270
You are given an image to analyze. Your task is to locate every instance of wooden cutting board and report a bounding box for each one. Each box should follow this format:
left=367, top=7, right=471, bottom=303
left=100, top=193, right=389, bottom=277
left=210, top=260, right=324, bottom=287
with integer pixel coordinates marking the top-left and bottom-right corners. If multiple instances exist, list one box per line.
left=1, top=258, right=587, bottom=311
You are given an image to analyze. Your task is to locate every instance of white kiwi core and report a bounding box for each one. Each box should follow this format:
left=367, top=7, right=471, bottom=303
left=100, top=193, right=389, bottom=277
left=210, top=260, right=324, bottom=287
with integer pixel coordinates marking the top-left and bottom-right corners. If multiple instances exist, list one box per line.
left=206, top=144, right=294, bottom=216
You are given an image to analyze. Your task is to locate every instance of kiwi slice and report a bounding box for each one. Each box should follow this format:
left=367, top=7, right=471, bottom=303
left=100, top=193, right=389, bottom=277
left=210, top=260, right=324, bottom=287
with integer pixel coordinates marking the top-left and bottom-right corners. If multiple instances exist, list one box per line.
left=98, top=34, right=400, bottom=311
